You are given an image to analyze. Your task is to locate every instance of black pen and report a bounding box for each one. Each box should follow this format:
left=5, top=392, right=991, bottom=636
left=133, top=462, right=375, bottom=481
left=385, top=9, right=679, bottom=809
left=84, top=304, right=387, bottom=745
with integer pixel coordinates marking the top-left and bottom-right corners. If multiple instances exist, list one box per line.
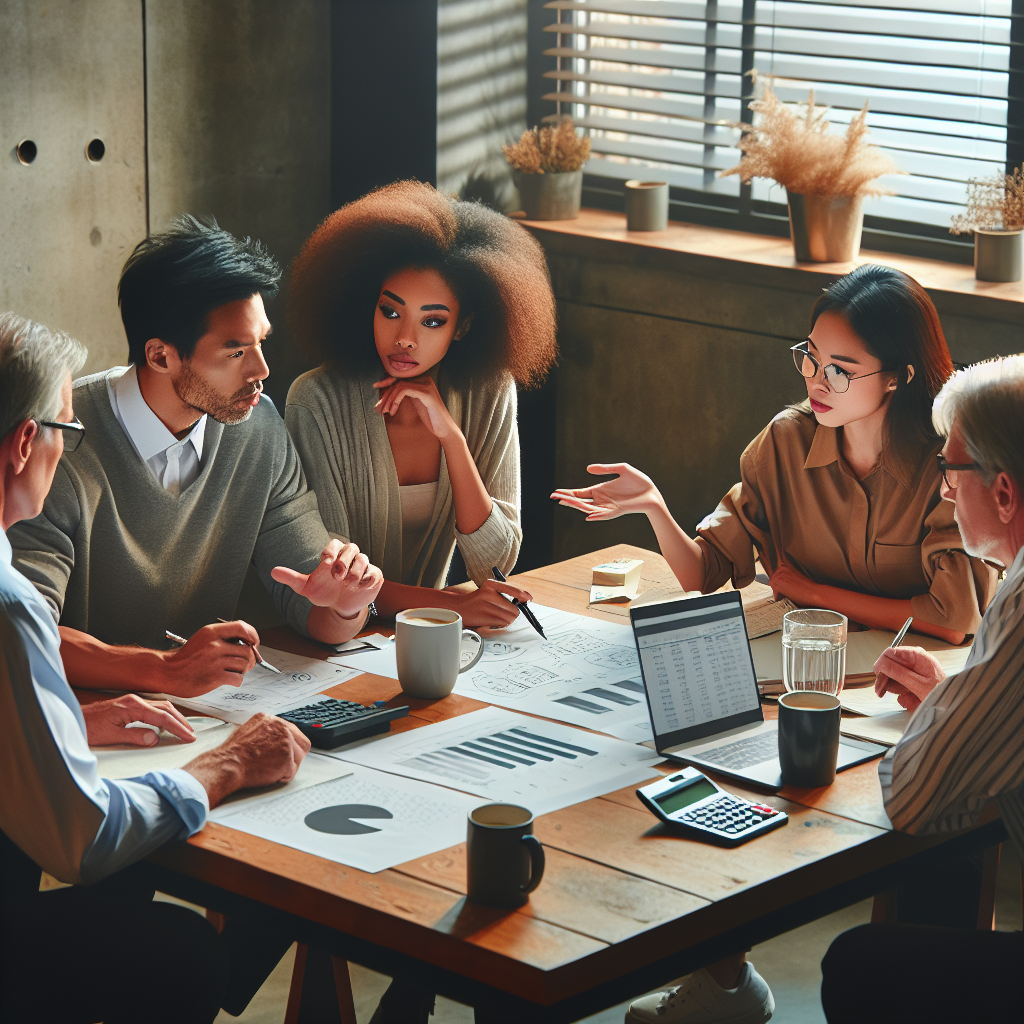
left=491, top=566, right=546, bottom=639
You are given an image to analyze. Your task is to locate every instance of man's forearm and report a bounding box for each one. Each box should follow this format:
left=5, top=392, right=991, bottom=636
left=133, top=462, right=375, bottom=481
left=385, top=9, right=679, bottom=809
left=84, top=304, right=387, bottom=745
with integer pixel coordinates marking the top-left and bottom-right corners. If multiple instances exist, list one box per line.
left=306, top=604, right=371, bottom=645
left=59, top=626, right=169, bottom=692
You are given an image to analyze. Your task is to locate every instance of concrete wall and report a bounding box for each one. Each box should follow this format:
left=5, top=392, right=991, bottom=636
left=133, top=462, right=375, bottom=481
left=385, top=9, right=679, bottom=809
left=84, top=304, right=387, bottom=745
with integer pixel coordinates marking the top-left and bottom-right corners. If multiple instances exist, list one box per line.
left=526, top=229, right=1024, bottom=564
left=146, top=0, right=332, bottom=409
left=0, top=0, right=146, bottom=375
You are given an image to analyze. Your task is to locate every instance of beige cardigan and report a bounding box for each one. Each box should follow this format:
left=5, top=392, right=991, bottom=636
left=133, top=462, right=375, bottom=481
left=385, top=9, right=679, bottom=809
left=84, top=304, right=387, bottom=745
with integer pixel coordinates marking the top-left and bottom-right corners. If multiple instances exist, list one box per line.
left=285, top=366, right=521, bottom=589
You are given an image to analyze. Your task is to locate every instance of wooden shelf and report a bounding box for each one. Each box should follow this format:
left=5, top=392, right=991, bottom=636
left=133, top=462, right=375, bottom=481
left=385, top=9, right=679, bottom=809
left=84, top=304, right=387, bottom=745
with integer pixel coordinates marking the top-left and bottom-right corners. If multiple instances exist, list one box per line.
left=517, top=208, right=1024, bottom=322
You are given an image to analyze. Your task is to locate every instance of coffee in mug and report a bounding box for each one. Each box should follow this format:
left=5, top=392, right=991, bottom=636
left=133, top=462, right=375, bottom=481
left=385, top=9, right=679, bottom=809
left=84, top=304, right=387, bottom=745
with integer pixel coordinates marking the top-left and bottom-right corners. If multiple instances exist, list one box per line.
left=466, top=803, right=545, bottom=908
left=395, top=608, right=484, bottom=699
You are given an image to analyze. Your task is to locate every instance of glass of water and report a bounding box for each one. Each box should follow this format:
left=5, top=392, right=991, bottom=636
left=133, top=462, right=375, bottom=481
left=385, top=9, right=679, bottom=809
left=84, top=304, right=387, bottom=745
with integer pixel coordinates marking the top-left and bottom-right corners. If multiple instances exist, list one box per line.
left=782, top=609, right=847, bottom=695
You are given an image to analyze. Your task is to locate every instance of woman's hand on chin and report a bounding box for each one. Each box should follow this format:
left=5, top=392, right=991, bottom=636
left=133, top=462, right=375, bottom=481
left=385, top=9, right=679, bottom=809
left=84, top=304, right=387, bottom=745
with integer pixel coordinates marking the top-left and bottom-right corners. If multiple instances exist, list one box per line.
left=373, top=375, right=461, bottom=442
left=551, top=463, right=664, bottom=521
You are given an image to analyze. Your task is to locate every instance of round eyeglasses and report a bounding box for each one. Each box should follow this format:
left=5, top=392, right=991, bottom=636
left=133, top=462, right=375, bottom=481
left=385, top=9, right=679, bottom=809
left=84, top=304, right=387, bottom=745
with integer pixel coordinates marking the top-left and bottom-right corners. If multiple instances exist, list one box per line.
left=791, top=341, right=889, bottom=394
left=936, top=455, right=980, bottom=490
left=37, top=418, right=86, bottom=453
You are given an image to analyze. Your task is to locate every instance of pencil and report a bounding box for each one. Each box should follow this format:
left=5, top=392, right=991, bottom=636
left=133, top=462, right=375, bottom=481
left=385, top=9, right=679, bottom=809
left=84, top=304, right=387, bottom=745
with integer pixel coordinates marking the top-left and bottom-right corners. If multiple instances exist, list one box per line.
left=491, top=566, right=546, bottom=639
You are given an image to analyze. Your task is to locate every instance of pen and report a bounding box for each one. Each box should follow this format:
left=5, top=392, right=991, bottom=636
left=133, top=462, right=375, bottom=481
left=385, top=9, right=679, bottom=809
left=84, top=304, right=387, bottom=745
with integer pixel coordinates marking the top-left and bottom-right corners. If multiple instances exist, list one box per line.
left=491, top=566, right=546, bottom=639
left=890, top=615, right=914, bottom=649
left=216, top=618, right=281, bottom=673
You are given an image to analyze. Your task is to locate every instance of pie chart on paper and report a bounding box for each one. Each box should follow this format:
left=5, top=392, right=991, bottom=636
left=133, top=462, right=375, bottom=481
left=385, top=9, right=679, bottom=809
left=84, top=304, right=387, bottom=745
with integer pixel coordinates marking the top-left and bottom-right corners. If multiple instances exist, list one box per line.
left=304, top=804, right=394, bottom=835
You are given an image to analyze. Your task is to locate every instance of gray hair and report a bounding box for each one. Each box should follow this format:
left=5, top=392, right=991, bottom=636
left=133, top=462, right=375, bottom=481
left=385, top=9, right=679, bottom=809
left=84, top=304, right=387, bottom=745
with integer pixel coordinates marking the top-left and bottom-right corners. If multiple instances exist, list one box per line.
left=0, top=312, right=88, bottom=443
left=932, top=354, right=1024, bottom=494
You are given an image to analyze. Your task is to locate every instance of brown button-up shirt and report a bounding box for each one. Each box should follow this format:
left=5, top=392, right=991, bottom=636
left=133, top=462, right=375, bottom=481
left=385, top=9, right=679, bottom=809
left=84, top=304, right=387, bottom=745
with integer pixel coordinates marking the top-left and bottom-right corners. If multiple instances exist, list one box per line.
left=695, top=407, right=997, bottom=634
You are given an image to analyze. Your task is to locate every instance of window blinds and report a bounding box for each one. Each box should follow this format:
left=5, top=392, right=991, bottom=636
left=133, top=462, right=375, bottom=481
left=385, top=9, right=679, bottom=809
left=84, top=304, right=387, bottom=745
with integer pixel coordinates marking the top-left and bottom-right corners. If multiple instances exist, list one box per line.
left=542, top=0, right=1013, bottom=233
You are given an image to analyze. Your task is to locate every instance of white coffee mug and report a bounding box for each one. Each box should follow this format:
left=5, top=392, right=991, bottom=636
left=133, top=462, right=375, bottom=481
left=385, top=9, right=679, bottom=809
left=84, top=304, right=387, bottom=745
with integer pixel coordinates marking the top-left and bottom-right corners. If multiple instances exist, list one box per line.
left=395, top=608, right=484, bottom=699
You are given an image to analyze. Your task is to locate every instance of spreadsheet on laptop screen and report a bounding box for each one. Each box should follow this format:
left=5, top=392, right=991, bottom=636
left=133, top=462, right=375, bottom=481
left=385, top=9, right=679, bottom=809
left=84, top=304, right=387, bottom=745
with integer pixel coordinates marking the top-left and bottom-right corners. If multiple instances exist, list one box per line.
left=635, top=602, right=760, bottom=736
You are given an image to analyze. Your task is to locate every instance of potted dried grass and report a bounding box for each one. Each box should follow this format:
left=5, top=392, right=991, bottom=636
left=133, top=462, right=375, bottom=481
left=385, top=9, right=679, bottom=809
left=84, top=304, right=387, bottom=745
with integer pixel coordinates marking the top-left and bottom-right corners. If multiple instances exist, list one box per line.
left=722, top=83, right=903, bottom=262
left=950, top=169, right=1024, bottom=282
left=503, top=117, right=591, bottom=221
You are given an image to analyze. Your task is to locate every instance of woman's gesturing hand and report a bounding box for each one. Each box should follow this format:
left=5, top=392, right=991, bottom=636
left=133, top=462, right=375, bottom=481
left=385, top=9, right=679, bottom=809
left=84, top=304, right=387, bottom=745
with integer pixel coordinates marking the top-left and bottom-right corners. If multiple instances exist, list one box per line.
left=551, top=463, right=665, bottom=521
left=374, top=375, right=461, bottom=443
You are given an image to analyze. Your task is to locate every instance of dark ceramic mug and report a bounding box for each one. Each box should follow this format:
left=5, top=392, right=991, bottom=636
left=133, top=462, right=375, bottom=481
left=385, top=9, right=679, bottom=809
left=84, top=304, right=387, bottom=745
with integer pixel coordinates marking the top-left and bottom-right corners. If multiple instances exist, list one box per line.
left=778, top=691, right=841, bottom=788
left=466, top=803, right=546, bottom=909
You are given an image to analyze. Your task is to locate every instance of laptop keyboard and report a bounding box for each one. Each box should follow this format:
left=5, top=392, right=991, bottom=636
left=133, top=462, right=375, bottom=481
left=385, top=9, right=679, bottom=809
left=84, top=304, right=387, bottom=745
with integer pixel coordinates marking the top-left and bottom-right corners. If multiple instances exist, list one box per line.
left=696, top=730, right=778, bottom=770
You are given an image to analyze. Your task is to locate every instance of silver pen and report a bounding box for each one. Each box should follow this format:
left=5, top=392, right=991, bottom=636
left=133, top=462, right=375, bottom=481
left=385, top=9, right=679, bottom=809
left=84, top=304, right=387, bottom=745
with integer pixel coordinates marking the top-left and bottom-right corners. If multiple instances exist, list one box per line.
left=890, top=615, right=914, bottom=649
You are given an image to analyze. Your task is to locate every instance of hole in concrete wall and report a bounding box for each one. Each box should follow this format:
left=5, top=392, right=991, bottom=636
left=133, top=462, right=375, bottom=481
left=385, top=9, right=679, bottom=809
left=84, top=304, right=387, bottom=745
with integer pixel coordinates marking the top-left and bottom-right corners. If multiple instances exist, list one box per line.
left=86, top=138, right=105, bottom=162
left=16, top=140, right=37, bottom=165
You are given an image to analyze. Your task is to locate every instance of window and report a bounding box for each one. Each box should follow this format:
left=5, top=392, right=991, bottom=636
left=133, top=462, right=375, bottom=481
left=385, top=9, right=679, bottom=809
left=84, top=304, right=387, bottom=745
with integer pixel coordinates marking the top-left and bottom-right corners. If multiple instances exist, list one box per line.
left=539, top=0, right=1017, bottom=257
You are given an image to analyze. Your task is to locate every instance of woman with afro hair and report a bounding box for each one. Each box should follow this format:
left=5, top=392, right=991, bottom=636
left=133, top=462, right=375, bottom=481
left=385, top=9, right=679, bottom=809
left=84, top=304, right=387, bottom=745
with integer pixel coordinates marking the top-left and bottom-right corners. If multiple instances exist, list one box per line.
left=286, top=181, right=557, bottom=629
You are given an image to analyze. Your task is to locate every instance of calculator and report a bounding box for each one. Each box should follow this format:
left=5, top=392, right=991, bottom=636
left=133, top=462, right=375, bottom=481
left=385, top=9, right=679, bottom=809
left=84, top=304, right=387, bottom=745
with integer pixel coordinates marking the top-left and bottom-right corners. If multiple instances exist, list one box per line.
left=636, top=766, right=788, bottom=847
left=278, top=698, right=409, bottom=750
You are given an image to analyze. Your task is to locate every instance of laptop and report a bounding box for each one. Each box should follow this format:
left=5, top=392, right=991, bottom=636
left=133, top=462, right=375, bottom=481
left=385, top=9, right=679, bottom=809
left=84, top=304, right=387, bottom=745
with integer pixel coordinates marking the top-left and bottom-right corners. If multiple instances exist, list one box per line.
left=630, top=592, right=886, bottom=789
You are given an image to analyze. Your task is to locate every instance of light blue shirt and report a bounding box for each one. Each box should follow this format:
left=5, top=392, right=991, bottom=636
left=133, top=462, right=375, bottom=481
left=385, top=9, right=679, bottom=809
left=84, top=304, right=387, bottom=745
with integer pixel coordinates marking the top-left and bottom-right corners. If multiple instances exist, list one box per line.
left=0, top=528, right=209, bottom=885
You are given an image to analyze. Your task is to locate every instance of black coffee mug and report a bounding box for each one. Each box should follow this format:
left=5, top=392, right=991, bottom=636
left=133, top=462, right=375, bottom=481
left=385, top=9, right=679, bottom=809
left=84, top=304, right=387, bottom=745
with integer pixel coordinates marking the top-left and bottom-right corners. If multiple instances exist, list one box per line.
left=466, top=803, right=546, bottom=909
left=778, top=691, right=841, bottom=788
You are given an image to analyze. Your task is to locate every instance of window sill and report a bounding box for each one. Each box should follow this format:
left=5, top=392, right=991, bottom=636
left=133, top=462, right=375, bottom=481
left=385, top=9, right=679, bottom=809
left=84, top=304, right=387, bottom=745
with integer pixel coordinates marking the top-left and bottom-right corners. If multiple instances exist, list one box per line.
left=516, top=208, right=1024, bottom=323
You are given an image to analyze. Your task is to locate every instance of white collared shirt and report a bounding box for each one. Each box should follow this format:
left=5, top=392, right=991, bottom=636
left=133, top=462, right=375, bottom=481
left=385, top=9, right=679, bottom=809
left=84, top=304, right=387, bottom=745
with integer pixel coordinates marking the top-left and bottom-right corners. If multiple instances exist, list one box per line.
left=106, top=365, right=207, bottom=495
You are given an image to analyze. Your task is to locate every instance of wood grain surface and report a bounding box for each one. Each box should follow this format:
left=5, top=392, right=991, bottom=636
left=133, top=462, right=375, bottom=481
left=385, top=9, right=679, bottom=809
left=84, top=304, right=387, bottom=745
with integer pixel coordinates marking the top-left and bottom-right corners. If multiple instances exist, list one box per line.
left=145, top=545, right=976, bottom=1005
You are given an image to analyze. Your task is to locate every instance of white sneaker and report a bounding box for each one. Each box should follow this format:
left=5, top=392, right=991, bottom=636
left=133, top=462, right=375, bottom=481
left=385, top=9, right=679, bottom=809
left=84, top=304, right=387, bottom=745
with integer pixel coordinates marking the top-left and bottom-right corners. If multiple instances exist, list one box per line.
left=625, top=963, right=774, bottom=1024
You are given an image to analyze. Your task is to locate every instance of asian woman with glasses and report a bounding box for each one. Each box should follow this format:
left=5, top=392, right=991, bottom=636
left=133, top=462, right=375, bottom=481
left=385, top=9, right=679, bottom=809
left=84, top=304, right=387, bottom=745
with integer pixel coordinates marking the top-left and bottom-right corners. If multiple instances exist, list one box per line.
left=554, top=263, right=998, bottom=647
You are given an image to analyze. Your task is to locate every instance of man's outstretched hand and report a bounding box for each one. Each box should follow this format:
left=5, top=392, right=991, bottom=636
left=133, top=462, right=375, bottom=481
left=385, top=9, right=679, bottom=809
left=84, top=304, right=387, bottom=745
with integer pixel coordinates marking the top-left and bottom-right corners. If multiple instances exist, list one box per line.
left=272, top=540, right=384, bottom=620
left=873, top=646, right=947, bottom=712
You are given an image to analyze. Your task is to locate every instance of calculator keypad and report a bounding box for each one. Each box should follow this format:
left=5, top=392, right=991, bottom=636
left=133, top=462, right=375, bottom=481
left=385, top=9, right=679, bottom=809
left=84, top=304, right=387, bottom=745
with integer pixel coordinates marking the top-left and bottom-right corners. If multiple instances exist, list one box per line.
left=680, top=795, right=778, bottom=834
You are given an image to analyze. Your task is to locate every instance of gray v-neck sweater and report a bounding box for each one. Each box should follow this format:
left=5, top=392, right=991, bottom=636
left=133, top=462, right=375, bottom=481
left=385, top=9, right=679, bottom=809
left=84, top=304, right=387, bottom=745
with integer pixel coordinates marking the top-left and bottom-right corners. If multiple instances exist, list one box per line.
left=9, top=369, right=329, bottom=648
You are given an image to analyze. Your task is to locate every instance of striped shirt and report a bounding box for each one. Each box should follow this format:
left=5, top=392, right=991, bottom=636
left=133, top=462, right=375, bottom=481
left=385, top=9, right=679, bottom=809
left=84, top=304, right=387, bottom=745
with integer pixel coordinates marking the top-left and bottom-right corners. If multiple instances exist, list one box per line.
left=880, top=543, right=1024, bottom=857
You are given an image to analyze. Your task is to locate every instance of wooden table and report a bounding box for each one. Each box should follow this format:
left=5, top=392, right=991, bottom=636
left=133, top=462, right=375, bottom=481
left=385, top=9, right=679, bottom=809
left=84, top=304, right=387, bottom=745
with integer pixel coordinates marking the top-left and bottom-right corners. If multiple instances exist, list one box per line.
left=146, top=545, right=1004, bottom=1023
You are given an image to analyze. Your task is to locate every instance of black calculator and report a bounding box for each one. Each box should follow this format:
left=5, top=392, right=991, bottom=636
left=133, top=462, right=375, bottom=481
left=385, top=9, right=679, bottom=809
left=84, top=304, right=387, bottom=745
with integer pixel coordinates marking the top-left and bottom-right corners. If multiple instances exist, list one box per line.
left=636, top=766, right=788, bottom=847
left=278, top=698, right=409, bottom=750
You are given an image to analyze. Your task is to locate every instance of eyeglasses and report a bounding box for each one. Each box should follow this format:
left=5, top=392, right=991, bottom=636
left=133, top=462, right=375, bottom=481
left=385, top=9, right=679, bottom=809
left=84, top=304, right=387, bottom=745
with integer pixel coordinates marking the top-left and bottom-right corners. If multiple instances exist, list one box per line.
left=37, top=418, right=86, bottom=453
left=791, top=341, right=890, bottom=394
left=936, top=455, right=980, bottom=490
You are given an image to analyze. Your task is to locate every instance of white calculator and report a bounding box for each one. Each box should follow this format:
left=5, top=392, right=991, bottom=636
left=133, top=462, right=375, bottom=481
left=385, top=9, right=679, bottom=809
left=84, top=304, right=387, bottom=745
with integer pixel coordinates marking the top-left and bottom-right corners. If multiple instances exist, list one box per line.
left=636, top=766, right=788, bottom=847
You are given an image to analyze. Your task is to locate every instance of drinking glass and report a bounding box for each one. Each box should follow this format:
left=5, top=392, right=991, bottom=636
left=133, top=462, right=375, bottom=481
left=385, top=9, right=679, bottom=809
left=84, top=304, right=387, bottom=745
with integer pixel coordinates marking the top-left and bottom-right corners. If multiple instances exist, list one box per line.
left=781, top=609, right=847, bottom=695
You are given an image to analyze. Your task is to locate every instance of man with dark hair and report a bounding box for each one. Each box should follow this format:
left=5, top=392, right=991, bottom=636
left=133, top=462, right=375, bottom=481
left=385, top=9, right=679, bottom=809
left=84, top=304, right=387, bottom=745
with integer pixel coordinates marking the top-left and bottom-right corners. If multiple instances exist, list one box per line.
left=10, top=216, right=384, bottom=696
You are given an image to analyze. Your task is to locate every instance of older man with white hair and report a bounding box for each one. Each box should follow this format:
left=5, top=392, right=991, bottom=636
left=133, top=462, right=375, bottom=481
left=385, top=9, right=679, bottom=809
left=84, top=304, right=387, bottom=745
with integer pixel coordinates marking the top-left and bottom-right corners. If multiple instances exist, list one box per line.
left=821, top=354, right=1024, bottom=1024
left=0, top=312, right=312, bottom=1023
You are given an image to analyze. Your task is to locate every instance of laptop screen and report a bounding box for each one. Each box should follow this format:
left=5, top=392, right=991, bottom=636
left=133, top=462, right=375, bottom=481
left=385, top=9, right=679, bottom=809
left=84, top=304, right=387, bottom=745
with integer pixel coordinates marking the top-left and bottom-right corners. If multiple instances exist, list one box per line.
left=631, top=592, right=762, bottom=750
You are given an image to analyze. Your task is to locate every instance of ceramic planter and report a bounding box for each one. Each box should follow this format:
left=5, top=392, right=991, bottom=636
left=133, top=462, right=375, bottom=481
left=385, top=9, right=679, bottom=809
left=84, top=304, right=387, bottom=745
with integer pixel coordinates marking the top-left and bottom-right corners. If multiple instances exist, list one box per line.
left=786, top=191, right=864, bottom=262
left=514, top=170, right=582, bottom=221
left=974, top=229, right=1023, bottom=282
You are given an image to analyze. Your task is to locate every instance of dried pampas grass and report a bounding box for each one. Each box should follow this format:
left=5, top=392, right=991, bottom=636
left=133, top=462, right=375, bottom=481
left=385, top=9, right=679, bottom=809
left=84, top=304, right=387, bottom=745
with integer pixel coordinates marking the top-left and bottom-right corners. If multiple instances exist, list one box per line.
left=950, top=168, right=1024, bottom=233
left=721, top=81, right=903, bottom=198
left=503, top=117, right=591, bottom=174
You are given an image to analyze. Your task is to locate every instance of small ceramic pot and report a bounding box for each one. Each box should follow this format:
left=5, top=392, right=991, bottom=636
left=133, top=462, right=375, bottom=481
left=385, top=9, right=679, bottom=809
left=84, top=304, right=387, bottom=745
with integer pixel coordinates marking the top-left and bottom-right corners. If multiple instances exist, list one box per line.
left=786, top=191, right=864, bottom=263
left=514, top=170, right=582, bottom=221
left=974, top=229, right=1023, bottom=282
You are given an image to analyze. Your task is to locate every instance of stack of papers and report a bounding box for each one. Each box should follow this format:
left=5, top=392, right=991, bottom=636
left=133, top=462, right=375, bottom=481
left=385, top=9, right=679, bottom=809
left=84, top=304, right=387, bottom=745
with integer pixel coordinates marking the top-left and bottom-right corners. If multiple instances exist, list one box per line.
left=590, top=558, right=644, bottom=604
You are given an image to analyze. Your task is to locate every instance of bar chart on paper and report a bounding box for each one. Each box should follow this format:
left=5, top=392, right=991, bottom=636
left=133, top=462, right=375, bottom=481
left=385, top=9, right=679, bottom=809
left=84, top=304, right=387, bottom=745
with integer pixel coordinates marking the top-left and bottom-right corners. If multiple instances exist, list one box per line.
left=452, top=606, right=655, bottom=741
left=330, top=707, right=661, bottom=814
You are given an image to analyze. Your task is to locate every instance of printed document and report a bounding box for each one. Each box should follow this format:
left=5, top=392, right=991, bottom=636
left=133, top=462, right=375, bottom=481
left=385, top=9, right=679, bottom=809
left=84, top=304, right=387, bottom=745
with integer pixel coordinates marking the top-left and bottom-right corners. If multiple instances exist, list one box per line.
left=212, top=764, right=483, bottom=873
left=148, top=648, right=361, bottom=723
left=451, top=605, right=656, bottom=741
left=328, top=707, right=661, bottom=814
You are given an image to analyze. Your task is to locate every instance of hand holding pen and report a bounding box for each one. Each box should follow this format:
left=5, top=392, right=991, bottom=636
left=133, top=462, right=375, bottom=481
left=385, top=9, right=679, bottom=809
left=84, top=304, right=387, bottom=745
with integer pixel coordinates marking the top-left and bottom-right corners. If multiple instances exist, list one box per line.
left=491, top=566, right=546, bottom=639
left=160, top=621, right=278, bottom=697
